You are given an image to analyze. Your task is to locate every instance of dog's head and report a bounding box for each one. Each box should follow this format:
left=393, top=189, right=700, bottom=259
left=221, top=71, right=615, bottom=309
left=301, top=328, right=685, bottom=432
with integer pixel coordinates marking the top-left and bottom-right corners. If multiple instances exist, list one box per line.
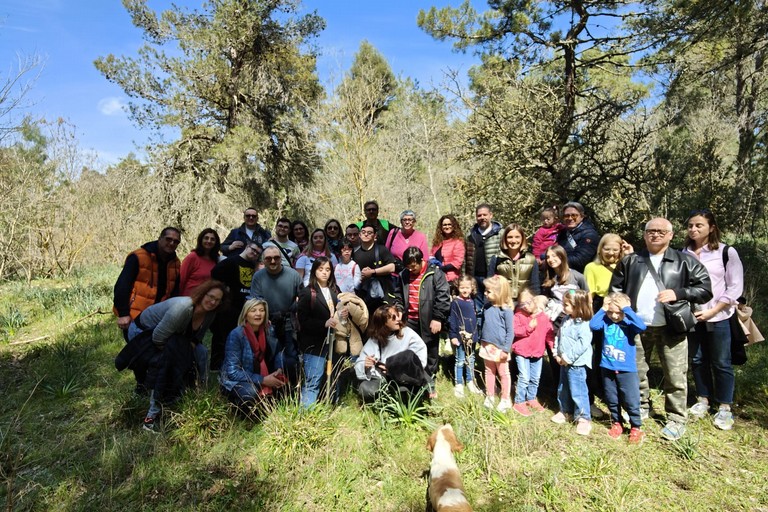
left=427, top=423, right=464, bottom=453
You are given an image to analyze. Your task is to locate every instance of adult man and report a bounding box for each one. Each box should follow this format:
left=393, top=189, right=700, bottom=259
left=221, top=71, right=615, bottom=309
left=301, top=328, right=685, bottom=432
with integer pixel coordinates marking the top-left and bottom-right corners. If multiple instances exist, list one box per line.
left=345, top=224, right=361, bottom=248
left=250, top=246, right=303, bottom=383
left=208, top=242, right=261, bottom=371
left=610, top=218, right=712, bottom=440
left=555, top=201, right=600, bottom=273
left=356, top=200, right=395, bottom=244
left=221, top=207, right=271, bottom=257
left=353, top=221, right=398, bottom=313
left=113, top=227, right=181, bottom=340
left=386, top=209, right=429, bottom=262
left=465, top=203, right=503, bottom=300
left=262, top=217, right=300, bottom=267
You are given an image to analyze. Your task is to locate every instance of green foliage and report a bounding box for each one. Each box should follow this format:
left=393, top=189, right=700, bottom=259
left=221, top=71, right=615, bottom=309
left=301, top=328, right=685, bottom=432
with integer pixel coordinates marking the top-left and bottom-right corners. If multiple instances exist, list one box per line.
left=373, top=387, right=434, bottom=429
left=168, top=388, right=234, bottom=444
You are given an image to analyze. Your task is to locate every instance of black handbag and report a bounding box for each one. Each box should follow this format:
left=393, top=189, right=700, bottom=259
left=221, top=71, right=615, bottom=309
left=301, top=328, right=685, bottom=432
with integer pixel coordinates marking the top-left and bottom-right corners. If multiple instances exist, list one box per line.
left=643, top=258, right=696, bottom=334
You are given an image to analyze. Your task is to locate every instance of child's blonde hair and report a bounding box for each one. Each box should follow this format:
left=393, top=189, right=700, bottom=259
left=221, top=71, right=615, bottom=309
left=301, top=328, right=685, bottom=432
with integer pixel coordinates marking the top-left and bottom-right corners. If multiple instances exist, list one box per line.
left=484, top=275, right=513, bottom=308
left=563, top=289, right=593, bottom=320
left=605, top=291, right=630, bottom=304
left=534, top=295, right=548, bottom=312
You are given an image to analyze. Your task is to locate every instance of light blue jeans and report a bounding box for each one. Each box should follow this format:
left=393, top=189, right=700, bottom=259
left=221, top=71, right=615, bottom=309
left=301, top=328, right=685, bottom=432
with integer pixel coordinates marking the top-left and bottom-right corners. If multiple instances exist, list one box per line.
left=301, top=349, right=329, bottom=409
left=514, top=355, right=543, bottom=403
left=454, top=342, right=475, bottom=385
left=557, top=365, right=590, bottom=421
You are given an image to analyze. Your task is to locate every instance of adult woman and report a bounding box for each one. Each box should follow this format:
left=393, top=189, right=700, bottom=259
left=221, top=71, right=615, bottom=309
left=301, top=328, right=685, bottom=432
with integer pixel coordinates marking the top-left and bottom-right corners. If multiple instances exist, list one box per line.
left=290, top=220, right=310, bottom=253
left=297, top=257, right=341, bottom=408
left=354, top=304, right=428, bottom=402
left=683, top=210, right=743, bottom=430
left=219, top=298, right=287, bottom=412
left=126, top=280, right=229, bottom=432
left=489, top=223, right=540, bottom=300
left=179, top=228, right=221, bottom=296
left=387, top=210, right=429, bottom=262
left=295, top=228, right=338, bottom=286
left=324, top=219, right=344, bottom=257
left=429, top=214, right=465, bottom=285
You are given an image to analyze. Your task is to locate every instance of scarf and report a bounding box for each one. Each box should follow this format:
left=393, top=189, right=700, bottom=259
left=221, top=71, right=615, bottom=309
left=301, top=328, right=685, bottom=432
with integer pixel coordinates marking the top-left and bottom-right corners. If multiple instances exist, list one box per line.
left=244, top=324, right=272, bottom=396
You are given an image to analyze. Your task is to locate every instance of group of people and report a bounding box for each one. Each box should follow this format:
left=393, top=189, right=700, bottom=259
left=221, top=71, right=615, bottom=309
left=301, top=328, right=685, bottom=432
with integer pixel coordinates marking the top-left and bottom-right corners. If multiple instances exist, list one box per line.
left=113, top=201, right=744, bottom=444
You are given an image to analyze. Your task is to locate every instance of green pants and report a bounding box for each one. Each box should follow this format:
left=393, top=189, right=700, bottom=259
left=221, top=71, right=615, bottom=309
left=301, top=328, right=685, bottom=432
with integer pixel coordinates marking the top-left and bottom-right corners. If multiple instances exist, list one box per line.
left=636, top=326, right=688, bottom=424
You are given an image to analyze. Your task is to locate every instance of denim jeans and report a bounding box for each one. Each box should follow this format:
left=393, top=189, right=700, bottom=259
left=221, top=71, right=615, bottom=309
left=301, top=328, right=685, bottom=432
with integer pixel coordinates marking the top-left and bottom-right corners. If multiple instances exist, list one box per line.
left=557, top=365, right=590, bottom=421
left=601, top=368, right=642, bottom=428
left=515, top=356, right=543, bottom=403
left=300, top=350, right=328, bottom=409
left=688, top=319, right=734, bottom=405
left=454, top=342, right=475, bottom=385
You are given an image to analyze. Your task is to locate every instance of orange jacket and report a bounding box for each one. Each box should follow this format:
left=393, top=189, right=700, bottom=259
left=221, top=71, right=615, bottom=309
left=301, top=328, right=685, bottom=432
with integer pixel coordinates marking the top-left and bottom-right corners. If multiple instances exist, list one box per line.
left=113, top=245, right=180, bottom=319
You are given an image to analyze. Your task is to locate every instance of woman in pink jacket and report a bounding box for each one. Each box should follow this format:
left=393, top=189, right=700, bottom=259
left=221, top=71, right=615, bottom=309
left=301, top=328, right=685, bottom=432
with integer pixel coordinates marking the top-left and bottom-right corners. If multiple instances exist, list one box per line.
left=429, top=214, right=466, bottom=286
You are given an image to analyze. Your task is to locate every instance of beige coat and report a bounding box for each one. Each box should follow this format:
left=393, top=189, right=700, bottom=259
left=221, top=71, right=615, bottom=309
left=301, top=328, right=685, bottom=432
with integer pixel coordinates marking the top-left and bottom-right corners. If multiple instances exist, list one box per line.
left=334, top=292, right=369, bottom=356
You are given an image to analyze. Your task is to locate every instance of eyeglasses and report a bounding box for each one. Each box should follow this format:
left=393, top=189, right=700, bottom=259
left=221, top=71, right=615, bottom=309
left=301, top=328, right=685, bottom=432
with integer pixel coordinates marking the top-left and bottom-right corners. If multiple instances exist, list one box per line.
left=360, top=230, right=375, bottom=236
left=327, top=226, right=339, bottom=231
left=244, top=214, right=257, bottom=219
left=264, top=256, right=281, bottom=261
left=204, top=293, right=222, bottom=303
left=644, top=229, right=670, bottom=236
left=401, top=218, right=415, bottom=224
left=387, top=314, right=399, bottom=320
left=562, top=213, right=580, bottom=219
left=163, top=237, right=181, bottom=245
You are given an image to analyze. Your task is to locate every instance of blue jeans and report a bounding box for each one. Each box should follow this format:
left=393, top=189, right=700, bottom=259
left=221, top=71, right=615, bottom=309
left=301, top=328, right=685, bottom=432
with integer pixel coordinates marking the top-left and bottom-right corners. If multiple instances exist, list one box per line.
left=454, top=342, right=475, bottom=385
left=688, top=319, right=734, bottom=405
left=557, top=365, right=590, bottom=421
left=301, top=350, right=328, bottom=409
left=602, top=368, right=642, bottom=428
left=515, top=356, right=542, bottom=403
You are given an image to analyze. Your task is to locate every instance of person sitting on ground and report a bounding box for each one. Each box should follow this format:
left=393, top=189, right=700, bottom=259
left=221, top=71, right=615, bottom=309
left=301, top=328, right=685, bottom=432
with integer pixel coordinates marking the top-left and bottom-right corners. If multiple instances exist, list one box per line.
left=219, top=298, right=287, bottom=414
left=354, top=304, right=428, bottom=403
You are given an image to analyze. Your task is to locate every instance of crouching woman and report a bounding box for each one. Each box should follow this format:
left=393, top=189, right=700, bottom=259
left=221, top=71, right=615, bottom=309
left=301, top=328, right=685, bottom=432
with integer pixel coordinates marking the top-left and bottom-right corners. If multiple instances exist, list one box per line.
left=220, top=298, right=288, bottom=413
left=354, top=304, right=429, bottom=402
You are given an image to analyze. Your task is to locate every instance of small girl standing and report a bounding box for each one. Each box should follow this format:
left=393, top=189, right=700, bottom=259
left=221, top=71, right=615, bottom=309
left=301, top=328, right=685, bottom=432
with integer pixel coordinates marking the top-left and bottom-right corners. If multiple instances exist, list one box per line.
left=478, top=275, right=514, bottom=412
left=334, top=238, right=361, bottom=293
left=512, top=290, right=554, bottom=416
left=589, top=292, right=647, bottom=444
left=551, top=290, right=594, bottom=435
left=449, top=275, right=482, bottom=398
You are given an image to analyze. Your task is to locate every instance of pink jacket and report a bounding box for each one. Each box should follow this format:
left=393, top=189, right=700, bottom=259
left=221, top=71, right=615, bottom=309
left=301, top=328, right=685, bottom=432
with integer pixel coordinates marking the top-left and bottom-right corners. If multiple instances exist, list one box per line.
left=430, top=237, right=465, bottom=282
left=532, top=224, right=564, bottom=259
left=512, top=310, right=554, bottom=358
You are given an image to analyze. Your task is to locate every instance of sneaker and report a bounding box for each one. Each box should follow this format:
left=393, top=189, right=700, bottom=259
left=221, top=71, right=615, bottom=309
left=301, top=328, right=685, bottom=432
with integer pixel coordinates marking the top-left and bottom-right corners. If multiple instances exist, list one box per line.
left=142, top=416, right=158, bottom=433
left=576, top=419, right=592, bottom=436
left=639, top=408, right=650, bottom=421
left=497, top=398, right=512, bottom=413
left=454, top=384, right=465, bottom=399
left=660, top=421, right=686, bottom=441
left=525, top=399, right=545, bottom=412
left=607, top=422, right=623, bottom=440
left=590, top=403, right=606, bottom=419
left=713, top=409, right=734, bottom=431
left=466, top=381, right=484, bottom=395
left=628, top=427, right=645, bottom=445
left=483, top=396, right=497, bottom=409
left=513, top=402, right=532, bottom=416
left=689, top=400, right=710, bottom=420
left=551, top=412, right=568, bottom=424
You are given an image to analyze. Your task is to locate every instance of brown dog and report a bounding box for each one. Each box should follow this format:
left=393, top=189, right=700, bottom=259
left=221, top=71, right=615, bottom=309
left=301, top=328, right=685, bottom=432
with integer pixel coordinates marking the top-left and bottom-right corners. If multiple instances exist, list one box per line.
left=426, top=424, right=472, bottom=512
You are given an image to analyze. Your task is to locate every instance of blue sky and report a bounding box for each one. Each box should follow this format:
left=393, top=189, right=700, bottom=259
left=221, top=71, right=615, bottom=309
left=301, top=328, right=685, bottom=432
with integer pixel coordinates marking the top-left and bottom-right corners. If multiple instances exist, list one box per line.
left=0, top=1, right=480, bottom=166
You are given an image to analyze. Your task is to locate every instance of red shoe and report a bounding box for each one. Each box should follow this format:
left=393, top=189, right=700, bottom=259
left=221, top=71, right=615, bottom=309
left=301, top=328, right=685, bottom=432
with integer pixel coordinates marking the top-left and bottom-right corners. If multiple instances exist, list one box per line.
left=513, top=402, right=532, bottom=416
left=607, top=422, right=623, bottom=440
left=525, top=399, right=545, bottom=412
left=628, top=427, right=645, bottom=445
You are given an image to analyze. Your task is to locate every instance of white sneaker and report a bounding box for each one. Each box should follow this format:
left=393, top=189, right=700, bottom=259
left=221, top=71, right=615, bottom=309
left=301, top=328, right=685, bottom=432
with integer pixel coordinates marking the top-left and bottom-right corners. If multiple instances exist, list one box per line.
left=454, top=384, right=465, bottom=398
left=551, top=412, right=568, bottom=424
left=497, top=398, right=512, bottom=413
left=713, top=408, right=734, bottom=430
left=483, top=396, right=496, bottom=409
left=689, top=400, right=709, bottom=420
left=466, top=381, right=483, bottom=395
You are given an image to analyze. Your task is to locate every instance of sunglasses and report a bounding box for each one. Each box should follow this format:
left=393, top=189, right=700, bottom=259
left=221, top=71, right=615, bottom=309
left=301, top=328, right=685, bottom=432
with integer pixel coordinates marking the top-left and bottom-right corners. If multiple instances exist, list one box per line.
left=163, top=237, right=181, bottom=245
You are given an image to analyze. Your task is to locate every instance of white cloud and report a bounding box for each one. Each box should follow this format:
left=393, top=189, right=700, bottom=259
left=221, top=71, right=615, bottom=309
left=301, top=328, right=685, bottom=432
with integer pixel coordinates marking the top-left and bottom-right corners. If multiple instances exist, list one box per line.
left=98, top=97, right=128, bottom=116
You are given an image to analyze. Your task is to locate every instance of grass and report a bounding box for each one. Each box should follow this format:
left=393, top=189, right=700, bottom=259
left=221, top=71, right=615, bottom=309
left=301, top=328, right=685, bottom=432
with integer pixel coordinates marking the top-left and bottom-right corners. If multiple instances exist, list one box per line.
left=1, top=267, right=768, bottom=510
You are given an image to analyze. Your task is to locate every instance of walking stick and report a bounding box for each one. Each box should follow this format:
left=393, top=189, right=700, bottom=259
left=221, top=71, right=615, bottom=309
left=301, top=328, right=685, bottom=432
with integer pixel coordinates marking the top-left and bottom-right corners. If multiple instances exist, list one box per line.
left=325, top=324, right=334, bottom=403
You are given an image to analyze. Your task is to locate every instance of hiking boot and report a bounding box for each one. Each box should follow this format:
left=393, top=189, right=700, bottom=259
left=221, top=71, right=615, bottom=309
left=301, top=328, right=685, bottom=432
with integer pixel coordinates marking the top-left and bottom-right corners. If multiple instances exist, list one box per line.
left=497, top=398, right=512, bottom=413
left=525, top=399, right=545, bottom=412
left=607, top=422, right=624, bottom=440
left=576, top=419, right=592, bottom=436
left=142, top=416, right=158, bottom=433
left=483, top=396, right=497, bottom=409
left=466, top=381, right=484, bottom=395
left=660, top=421, right=686, bottom=441
left=551, top=412, right=568, bottom=424
left=713, top=408, right=734, bottom=431
left=513, top=402, right=532, bottom=416
left=689, top=400, right=710, bottom=420
left=590, top=403, right=606, bottom=419
left=628, top=427, right=645, bottom=445
left=454, top=384, right=465, bottom=399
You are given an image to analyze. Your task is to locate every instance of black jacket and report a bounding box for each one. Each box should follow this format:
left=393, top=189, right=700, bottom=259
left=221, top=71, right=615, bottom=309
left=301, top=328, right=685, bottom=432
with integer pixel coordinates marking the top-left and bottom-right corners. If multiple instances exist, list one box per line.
left=394, top=264, right=451, bottom=337
left=221, top=223, right=271, bottom=256
left=610, top=248, right=713, bottom=307
left=297, top=284, right=338, bottom=356
left=555, top=220, right=600, bottom=273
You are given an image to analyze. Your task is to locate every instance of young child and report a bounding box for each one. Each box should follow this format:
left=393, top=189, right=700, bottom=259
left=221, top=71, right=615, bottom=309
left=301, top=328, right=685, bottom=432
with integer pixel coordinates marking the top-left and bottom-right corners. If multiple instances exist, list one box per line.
left=449, top=275, right=482, bottom=398
left=532, top=207, right=564, bottom=263
left=551, top=290, right=594, bottom=435
left=334, top=238, right=361, bottom=294
left=478, top=275, right=514, bottom=412
left=511, top=290, right=554, bottom=416
left=589, top=292, right=647, bottom=444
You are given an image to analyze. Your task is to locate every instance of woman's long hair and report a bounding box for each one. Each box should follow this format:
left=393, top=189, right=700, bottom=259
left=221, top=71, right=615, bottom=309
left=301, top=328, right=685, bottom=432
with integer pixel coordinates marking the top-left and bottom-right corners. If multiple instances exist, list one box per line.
left=301, top=228, right=333, bottom=258
left=307, top=256, right=338, bottom=291
left=684, top=209, right=722, bottom=251
left=594, top=233, right=624, bottom=266
left=237, top=298, right=270, bottom=327
left=324, top=218, right=343, bottom=241
left=290, top=220, right=309, bottom=243
left=500, top=223, right=529, bottom=255
left=431, top=214, right=464, bottom=248
left=542, top=245, right=571, bottom=289
left=193, top=228, right=221, bottom=260
left=368, top=305, right=404, bottom=348
left=189, top=279, right=230, bottom=312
